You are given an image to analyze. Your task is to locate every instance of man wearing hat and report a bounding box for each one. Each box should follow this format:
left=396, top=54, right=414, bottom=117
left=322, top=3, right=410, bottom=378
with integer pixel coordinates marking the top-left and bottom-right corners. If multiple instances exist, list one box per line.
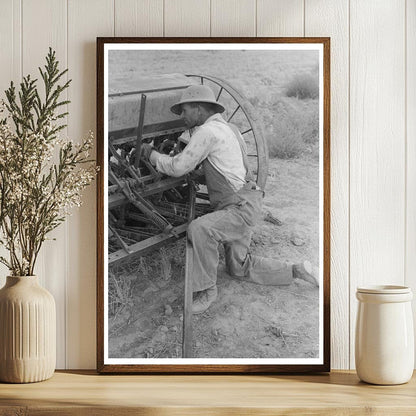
left=142, top=85, right=318, bottom=314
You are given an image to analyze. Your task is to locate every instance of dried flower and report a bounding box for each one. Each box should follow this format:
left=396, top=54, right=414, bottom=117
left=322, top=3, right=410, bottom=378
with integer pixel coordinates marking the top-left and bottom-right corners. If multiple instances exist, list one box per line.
left=0, top=48, right=97, bottom=276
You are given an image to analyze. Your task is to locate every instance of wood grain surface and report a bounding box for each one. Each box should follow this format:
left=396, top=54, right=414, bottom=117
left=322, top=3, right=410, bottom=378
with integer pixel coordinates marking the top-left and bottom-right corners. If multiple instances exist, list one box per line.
left=0, top=0, right=21, bottom=289
left=67, top=0, right=114, bottom=369
left=115, top=0, right=163, bottom=37
left=211, top=0, right=256, bottom=37
left=164, top=0, right=210, bottom=37
left=406, top=0, right=416, bottom=355
left=349, top=0, right=406, bottom=369
left=0, top=371, right=415, bottom=415
left=305, top=0, right=350, bottom=371
left=257, top=0, right=304, bottom=37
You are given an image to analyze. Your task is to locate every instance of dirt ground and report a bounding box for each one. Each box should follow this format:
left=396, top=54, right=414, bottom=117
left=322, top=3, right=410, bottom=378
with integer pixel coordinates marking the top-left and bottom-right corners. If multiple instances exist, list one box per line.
left=108, top=155, right=320, bottom=359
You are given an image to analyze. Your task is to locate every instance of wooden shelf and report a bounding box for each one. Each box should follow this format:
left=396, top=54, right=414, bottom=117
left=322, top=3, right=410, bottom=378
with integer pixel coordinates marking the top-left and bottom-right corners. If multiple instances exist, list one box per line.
left=0, top=370, right=415, bottom=415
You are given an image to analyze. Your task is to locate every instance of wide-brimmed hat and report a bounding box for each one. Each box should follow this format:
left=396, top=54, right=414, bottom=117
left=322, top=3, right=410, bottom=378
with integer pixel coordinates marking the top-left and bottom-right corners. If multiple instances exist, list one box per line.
left=170, top=85, right=225, bottom=115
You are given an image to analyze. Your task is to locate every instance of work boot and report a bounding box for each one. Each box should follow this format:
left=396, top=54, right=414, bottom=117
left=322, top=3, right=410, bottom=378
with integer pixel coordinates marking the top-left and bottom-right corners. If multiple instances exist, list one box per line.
left=192, top=285, right=218, bottom=314
left=292, top=261, right=319, bottom=287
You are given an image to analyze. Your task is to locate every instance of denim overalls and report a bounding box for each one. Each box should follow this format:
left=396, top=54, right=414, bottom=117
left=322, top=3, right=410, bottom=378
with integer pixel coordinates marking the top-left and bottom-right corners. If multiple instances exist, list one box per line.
left=187, top=124, right=293, bottom=292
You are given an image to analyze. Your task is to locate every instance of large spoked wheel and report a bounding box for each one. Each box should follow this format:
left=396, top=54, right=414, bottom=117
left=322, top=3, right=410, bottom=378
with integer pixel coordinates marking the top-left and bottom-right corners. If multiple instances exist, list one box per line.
left=186, top=74, right=269, bottom=190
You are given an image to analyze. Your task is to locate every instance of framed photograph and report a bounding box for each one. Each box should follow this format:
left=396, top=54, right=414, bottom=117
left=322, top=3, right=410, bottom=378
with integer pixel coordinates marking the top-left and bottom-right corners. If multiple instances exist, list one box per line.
left=97, top=37, right=330, bottom=373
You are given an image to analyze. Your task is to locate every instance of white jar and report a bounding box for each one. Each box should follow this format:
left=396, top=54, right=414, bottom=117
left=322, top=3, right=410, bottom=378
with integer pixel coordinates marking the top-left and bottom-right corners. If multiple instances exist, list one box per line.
left=355, top=285, right=414, bottom=385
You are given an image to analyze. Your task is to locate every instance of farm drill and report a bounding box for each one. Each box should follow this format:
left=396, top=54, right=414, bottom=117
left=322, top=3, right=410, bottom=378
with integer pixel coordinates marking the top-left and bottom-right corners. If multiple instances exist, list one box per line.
left=108, top=73, right=268, bottom=266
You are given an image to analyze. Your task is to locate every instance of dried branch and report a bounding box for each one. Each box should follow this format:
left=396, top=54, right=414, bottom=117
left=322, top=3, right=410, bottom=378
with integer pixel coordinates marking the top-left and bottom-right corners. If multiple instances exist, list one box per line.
left=0, top=49, right=97, bottom=276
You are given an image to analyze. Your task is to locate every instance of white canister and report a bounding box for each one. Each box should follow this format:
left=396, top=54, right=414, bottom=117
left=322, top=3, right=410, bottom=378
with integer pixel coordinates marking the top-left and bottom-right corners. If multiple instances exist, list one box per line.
left=355, top=285, right=414, bottom=385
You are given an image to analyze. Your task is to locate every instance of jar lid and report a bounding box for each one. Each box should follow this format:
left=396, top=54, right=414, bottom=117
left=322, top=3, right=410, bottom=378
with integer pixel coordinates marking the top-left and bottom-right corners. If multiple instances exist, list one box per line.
left=357, top=285, right=411, bottom=294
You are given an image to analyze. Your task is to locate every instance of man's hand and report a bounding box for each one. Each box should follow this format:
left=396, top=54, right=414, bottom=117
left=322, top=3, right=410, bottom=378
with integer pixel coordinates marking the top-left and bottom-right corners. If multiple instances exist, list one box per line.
left=189, top=167, right=206, bottom=184
left=140, top=143, right=154, bottom=161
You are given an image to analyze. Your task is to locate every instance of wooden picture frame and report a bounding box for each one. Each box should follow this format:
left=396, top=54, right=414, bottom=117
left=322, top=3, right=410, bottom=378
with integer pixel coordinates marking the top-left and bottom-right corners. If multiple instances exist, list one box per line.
left=97, top=37, right=330, bottom=373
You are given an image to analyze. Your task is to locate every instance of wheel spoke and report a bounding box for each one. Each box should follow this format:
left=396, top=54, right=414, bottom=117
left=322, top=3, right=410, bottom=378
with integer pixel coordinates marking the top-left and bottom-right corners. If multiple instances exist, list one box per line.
left=216, top=87, right=223, bottom=101
left=241, top=128, right=253, bottom=135
left=200, top=77, right=204, bottom=85
left=227, top=105, right=240, bottom=122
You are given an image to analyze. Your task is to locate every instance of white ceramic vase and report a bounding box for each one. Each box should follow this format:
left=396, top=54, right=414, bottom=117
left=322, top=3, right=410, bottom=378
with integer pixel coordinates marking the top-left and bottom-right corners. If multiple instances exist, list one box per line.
left=355, top=285, right=414, bottom=385
left=0, top=276, right=56, bottom=383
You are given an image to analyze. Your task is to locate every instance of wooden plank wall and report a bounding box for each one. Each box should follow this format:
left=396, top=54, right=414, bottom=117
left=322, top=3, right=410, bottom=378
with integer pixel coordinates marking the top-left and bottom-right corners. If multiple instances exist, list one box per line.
left=349, top=0, right=406, bottom=368
left=0, top=0, right=413, bottom=370
left=407, top=0, right=416, bottom=368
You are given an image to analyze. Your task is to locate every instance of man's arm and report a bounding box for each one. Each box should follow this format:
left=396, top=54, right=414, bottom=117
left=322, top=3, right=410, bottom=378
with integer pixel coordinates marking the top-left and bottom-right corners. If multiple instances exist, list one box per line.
left=149, top=127, right=213, bottom=177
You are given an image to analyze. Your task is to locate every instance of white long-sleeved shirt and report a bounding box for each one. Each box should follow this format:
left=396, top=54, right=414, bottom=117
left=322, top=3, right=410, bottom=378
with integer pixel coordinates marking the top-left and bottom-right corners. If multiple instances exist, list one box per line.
left=150, top=113, right=247, bottom=191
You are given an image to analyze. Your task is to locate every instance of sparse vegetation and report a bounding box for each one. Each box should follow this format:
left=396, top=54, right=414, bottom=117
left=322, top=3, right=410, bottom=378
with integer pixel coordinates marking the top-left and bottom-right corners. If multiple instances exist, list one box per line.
left=108, top=242, right=185, bottom=322
left=266, top=119, right=304, bottom=159
left=285, top=72, right=319, bottom=100
left=159, top=247, right=172, bottom=282
left=264, top=97, right=319, bottom=159
left=108, top=269, right=133, bottom=320
left=108, top=257, right=150, bottom=320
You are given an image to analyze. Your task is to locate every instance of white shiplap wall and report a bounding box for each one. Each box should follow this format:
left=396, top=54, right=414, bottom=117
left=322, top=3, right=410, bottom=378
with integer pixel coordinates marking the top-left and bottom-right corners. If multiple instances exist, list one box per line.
left=0, top=0, right=414, bottom=370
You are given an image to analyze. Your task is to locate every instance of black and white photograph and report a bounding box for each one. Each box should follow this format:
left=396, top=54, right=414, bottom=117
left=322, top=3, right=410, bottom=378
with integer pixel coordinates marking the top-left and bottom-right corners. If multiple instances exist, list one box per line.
left=97, top=39, right=330, bottom=372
